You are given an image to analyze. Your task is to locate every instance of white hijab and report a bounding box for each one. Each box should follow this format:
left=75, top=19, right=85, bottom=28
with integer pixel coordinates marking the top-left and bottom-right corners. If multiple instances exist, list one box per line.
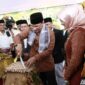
left=58, top=4, right=85, bottom=30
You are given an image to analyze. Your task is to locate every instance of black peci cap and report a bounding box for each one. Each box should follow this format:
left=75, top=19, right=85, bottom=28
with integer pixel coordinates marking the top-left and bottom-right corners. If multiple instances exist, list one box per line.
left=16, top=20, right=28, bottom=25
left=30, top=12, right=43, bottom=24
left=0, top=20, right=4, bottom=23
left=44, top=17, right=52, bottom=23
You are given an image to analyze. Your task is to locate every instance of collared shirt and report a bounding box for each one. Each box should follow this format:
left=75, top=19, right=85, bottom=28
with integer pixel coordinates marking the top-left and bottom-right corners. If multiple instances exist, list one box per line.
left=0, top=31, right=13, bottom=49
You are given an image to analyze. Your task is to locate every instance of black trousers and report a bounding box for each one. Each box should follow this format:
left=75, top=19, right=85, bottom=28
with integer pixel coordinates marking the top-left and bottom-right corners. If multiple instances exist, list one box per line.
left=39, top=70, right=57, bottom=85
left=0, top=78, right=3, bottom=85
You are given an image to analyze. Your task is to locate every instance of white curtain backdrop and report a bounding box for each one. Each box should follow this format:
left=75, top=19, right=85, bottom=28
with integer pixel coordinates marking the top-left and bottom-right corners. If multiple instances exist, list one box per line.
left=0, top=0, right=84, bottom=14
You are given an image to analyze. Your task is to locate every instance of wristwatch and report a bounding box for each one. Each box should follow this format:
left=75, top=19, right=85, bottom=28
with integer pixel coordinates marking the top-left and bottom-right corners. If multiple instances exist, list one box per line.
left=65, top=80, right=69, bottom=85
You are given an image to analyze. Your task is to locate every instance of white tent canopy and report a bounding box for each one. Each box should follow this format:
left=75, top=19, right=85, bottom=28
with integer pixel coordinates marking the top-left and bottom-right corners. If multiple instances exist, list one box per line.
left=0, top=0, right=84, bottom=14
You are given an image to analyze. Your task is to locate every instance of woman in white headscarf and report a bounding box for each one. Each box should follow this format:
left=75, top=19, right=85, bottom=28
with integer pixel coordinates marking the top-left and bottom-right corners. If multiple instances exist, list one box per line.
left=58, top=4, right=85, bottom=85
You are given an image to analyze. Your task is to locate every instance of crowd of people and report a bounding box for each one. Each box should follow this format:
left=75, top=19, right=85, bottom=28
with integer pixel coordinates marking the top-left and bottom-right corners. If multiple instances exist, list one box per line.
left=0, top=4, right=85, bottom=85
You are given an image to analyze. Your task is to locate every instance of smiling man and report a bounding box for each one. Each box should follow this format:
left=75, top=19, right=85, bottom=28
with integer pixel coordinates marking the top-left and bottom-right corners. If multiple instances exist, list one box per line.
left=14, top=12, right=57, bottom=85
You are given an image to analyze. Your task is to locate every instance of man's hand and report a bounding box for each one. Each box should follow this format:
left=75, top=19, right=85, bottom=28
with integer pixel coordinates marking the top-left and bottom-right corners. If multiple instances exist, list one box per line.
left=63, top=69, right=70, bottom=85
left=25, top=57, right=36, bottom=67
left=15, top=44, right=22, bottom=57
